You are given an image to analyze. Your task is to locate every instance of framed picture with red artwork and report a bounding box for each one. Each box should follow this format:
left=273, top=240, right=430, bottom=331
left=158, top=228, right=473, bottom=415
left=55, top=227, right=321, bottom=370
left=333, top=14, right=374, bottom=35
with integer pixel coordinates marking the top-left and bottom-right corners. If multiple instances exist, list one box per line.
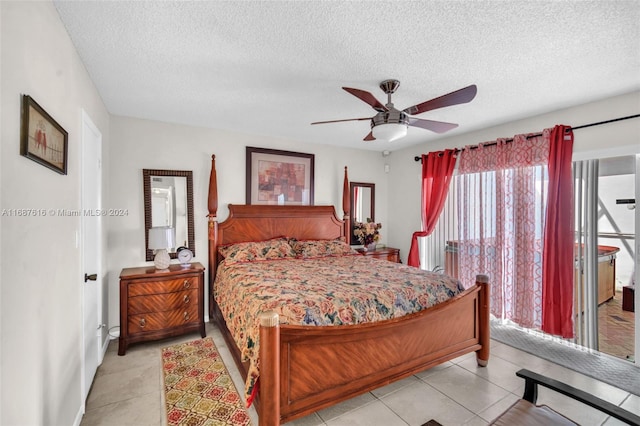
left=246, top=147, right=314, bottom=205
left=20, top=95, right=68, bottom=175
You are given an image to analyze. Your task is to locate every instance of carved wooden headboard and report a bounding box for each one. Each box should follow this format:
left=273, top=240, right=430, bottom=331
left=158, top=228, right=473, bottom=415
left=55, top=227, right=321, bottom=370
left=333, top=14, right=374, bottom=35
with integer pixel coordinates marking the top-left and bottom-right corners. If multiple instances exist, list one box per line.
left=206, top=155, right=351, bottom=317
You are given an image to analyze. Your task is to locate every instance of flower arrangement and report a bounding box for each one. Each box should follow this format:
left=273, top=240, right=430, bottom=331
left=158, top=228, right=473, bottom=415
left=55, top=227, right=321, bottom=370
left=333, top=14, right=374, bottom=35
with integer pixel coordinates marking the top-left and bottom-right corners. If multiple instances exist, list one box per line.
left=353, top=218, right=382, bottom=246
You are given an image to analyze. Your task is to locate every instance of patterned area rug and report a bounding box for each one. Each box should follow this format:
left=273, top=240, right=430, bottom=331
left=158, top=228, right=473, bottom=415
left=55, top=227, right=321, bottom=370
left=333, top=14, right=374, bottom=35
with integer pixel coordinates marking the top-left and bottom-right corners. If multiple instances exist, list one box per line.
left=162, top=337, right=252, bottom=425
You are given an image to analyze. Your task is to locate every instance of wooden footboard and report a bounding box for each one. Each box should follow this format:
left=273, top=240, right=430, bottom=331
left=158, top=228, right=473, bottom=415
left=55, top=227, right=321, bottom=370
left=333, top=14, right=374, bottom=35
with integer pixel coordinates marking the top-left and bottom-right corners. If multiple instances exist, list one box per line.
left=259, top=275, right=490, bottom=425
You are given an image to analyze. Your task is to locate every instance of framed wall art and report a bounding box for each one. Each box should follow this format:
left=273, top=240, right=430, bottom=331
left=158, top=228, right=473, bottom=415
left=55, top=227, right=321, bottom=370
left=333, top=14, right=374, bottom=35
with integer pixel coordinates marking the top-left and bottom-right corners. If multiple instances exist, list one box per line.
left=20, top=94, right=68, bottom=175
left=246, top=147, right=314, bottom=205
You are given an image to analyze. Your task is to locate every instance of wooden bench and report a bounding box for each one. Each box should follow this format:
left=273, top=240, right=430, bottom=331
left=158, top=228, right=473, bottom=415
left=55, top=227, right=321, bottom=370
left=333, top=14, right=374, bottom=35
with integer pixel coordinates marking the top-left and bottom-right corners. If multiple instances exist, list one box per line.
left=489, top=369, right=640, bottom=425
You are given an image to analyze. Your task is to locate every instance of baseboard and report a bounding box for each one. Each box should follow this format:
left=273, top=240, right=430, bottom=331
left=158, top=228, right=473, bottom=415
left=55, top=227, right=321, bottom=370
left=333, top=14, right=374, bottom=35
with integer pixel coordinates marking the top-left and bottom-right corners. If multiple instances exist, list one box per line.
left=100, top=334, right=110, bottom=362
left=72, top=404, right=84, bottom=426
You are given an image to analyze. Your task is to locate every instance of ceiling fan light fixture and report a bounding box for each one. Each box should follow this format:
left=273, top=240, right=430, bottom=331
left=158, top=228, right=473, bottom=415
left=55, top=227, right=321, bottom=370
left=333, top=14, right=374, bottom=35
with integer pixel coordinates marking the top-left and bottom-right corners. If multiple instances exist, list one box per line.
left=313, top=80, right=476, bottom=142
left=371, top=123, right=408, bottom=142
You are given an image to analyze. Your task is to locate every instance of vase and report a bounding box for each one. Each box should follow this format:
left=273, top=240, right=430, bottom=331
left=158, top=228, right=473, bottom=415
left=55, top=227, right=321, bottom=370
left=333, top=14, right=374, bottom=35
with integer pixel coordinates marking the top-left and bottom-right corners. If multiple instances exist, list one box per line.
left=366, top=242, right=377, bottom=251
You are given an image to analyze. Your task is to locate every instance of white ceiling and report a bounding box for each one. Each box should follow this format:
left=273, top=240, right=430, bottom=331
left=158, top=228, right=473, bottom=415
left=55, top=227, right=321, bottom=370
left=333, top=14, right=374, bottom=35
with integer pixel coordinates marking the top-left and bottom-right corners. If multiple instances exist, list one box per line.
left=53, top=1, right=640, bottom=152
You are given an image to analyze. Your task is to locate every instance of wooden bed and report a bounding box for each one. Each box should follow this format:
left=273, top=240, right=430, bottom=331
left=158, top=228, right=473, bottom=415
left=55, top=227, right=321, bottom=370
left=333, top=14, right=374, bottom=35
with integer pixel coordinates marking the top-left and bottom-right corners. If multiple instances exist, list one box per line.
left=206, top=155, right=490, bottom=426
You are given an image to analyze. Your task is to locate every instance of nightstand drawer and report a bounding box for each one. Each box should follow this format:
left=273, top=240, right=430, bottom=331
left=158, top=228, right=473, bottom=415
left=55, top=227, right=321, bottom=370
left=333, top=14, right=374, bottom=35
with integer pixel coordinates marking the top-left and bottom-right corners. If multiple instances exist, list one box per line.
left=128, top=304, right=199, bottom=334
left=128, top=277, right=198, bottom=296
left=128, top=288, right=198, bottom=314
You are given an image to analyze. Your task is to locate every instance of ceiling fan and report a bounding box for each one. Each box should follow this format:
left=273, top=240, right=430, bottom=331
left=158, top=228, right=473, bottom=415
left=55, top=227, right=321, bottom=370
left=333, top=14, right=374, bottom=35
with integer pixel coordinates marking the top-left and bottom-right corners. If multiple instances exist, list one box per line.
left=311, top=80, right=477, bottom=142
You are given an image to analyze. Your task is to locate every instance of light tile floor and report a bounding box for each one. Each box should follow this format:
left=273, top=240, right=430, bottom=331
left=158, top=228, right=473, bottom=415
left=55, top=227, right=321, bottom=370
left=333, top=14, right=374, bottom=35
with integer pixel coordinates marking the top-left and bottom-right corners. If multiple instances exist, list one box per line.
left=81, top=322, right=640, bottom=426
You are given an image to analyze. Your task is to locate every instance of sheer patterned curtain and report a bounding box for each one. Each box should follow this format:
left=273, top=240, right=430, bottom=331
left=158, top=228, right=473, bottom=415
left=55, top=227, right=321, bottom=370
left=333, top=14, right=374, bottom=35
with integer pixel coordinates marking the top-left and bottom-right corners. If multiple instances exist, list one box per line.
left=456, top=133, right=550, bottom=329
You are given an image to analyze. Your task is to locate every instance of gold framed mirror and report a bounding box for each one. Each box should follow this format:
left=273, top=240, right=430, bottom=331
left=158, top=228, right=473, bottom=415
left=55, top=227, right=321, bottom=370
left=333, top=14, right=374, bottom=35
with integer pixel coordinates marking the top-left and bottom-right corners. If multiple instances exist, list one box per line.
left=349, top=182, right=375, bottom=245
left=143, top=169, right=195, bottom=261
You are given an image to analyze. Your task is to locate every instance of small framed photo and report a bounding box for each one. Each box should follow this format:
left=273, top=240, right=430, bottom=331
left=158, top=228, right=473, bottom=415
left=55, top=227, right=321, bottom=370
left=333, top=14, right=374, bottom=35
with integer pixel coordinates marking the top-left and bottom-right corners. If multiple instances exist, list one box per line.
left=246, top=147, right=314, bottom=205
left=20, top=95, right=68, bottom=175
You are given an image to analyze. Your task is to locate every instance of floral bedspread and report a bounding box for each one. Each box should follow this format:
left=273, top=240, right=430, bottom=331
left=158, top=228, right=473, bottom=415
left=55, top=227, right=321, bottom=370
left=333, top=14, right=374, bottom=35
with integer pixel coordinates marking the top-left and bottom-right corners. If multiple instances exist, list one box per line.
left=213, top=254, right=465, bottom=403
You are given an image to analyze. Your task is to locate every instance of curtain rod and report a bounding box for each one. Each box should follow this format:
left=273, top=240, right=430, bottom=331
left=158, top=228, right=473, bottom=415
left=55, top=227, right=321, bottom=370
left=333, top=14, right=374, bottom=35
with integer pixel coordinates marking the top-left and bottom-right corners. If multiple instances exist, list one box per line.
left=413, top=113, right=640, bottom=162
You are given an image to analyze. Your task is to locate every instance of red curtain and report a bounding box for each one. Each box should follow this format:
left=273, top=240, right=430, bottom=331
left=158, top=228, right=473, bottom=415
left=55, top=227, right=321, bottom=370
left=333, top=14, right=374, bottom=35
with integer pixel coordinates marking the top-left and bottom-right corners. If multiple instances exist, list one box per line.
left=541, top=125, right=574, bottom=338
left=407, top=150, right=457, bottom=267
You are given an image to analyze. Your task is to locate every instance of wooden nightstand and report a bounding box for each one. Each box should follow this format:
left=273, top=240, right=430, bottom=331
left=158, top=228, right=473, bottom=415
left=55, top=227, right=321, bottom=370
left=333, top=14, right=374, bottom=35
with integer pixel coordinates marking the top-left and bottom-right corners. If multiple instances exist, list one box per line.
left=356, top=246, right=401, bottom=263
left=118, top=262, right=205, bottom=355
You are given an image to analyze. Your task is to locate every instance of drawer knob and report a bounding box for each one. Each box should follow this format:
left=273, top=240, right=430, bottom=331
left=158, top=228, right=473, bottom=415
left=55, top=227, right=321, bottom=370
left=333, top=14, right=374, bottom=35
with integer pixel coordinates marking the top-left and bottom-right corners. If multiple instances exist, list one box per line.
left=139, top=318, right=146, bottom=328
left=183, top=279, right=191, bottom=289
left=183, top=294, right=190, bottom=304
left=183, top=311, right=190, bottom=321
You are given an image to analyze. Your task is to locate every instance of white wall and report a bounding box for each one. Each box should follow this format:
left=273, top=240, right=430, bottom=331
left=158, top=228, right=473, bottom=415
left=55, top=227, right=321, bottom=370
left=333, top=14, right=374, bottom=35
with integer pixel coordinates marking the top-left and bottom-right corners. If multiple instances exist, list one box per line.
left=107, top=116, right=387, bottom=329
left=0, top=1, right=110, bottom=425
left=1, top=4, right=4, bottom=421
left=598, top=173, right=635, bottom=288
left=388, top=91, right=640, bottom=266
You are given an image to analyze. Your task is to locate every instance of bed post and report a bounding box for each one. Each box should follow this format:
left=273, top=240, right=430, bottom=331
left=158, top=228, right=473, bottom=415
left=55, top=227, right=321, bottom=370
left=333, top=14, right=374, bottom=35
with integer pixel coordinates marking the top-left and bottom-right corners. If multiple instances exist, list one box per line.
left=475, top=274, right=490, bottom=366
left=343, top=166, right=350, bottom=244
left=207, top=155, right=218, bottom=321
left=259, top=311, right=280, bottom=426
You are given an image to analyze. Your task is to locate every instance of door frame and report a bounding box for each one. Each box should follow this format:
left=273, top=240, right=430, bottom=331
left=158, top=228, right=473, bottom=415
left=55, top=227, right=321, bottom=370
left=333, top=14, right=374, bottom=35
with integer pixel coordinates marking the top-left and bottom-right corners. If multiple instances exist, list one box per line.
left=635, top=153, right=639, bottom=364
left=575, top=145, right=639, bottom=364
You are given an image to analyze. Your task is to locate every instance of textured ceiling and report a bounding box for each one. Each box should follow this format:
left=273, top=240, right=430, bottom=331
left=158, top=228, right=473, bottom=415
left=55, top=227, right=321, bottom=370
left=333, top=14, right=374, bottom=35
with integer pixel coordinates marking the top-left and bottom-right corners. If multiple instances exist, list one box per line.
left=53, top=1, right=640, bottom=152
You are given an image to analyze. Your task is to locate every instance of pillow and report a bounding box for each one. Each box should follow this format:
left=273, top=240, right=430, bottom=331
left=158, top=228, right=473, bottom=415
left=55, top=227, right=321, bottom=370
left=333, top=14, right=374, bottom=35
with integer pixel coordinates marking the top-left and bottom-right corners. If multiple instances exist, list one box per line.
left=219, top=237, right=296, bottom=263
left=290, top=238, right=357, bottom=258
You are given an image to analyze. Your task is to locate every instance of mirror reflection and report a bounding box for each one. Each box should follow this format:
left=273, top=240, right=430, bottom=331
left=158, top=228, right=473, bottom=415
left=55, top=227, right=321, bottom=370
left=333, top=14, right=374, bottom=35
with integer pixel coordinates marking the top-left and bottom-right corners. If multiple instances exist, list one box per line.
left=151, top=176, right=185, bottom=234
left=143, top=169, right=195, bottom=261
left=350, top=182, right=375, bottom=245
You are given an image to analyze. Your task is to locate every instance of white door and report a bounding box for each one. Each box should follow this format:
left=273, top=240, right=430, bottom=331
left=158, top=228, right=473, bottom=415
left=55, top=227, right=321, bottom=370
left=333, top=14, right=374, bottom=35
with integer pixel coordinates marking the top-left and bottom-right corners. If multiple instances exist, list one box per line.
left=81, top=110, right=103, bottom=403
